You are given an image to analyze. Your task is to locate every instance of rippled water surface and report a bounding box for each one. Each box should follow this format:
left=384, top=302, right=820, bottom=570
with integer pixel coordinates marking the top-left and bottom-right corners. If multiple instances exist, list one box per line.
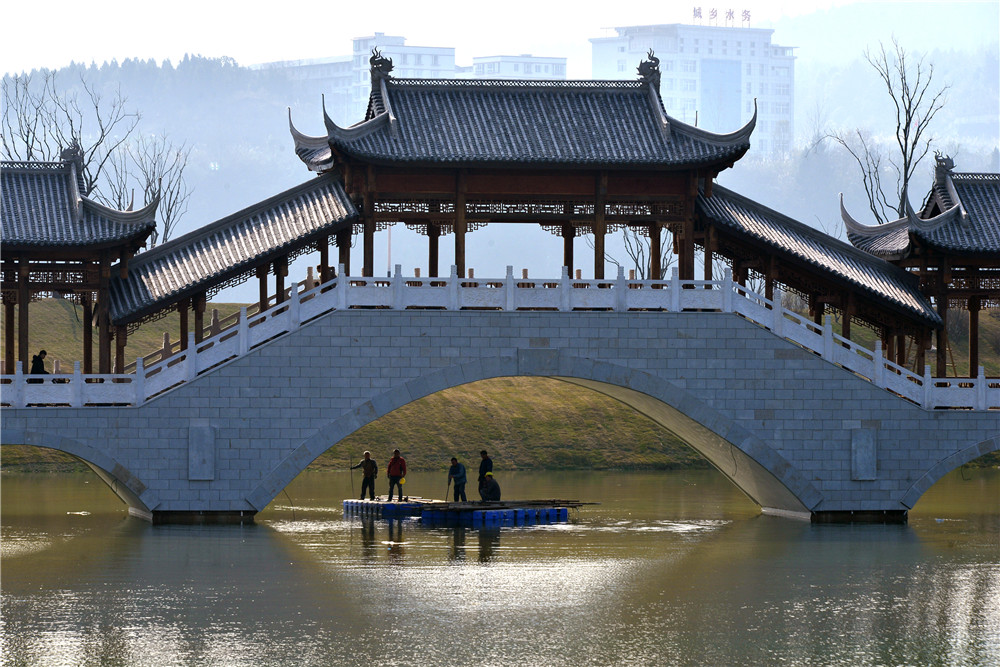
left=2, top=469, right=998, bottom=666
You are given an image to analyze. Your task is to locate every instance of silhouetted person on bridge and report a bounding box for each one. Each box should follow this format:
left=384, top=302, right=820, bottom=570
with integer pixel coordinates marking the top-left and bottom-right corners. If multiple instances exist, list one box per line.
left=478, top=450, right=493, bottom=500
left=351, top=451, right=378, bottom=500
left=30, top=350, right=48, bottom=374
left=387, top=449, right=407, bottom=501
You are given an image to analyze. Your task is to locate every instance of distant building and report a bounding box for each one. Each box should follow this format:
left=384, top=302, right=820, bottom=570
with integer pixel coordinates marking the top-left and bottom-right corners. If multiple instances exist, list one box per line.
left=258, top=34, right=567, bottom=124
left=469, top=55, right=567, bottom=80
left=591, top=23, right=795, bottom=156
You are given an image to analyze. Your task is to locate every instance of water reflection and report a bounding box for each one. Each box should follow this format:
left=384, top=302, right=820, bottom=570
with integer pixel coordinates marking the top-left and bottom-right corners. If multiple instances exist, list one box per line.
left=2, top=469, right=997, bottom=666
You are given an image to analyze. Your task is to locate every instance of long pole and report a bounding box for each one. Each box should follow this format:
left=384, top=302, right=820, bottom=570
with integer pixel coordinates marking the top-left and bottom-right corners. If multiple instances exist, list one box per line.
left=350, top=451, right=355, bottom=499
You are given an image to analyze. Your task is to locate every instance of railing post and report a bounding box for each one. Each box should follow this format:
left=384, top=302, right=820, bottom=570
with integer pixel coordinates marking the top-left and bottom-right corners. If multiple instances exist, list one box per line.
left=392, top=264, right=403, bottom=310
left=289, top=284, right=301, bottom=328
left=337, top=263, right=348, bottom=310
left=211, top=309, right=221, bottom=336
left=771, top=288, right=784, bottom=336
left=922, top=365, right=933, bottom=409
left=239, top=307, right=249, bottom=356
left=71, top=362, right=82, bottom=408
left=873, top=341, right=884, bottom=387
left=722, top=268, right=733, bottom=312
left=134, top=357, right=145, bottom=406
left=822, top=315, right=834, bottom=360
left=186, top=333, right=197, bottom=381
left=559, top=266, right=570, bottom=312
left=670, top=267, right=681, bottom=312
left=505, top=265, right=515, bottom=311
left=976, top=366, right=986, bottom=411
left=616, top=265, right=626, bottom=312
left=448, top=265, right=459, bottom=310
left=12, top=368, right=24, bottom=408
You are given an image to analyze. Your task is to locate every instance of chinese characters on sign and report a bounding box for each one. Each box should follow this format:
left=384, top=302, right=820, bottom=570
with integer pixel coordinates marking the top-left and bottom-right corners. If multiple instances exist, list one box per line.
left=692, top=7, right=751, bottom=25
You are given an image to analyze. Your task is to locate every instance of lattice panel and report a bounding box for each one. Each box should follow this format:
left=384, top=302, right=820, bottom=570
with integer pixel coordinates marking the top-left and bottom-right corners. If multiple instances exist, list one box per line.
left=375, top=199, right=456, bottom=215
left=605, top=200, right=686, bottom=219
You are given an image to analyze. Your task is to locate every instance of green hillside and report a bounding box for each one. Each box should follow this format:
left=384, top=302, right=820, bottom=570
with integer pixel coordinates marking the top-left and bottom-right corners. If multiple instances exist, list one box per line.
left=2, top=299, right=997, bottom=471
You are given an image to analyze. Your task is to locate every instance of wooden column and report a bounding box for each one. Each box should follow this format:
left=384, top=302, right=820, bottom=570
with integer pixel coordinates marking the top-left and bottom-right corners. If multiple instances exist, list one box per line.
left=649, top=223, right=661, bottom=279
left=114, top=325, right=127, bottom=373
left=193, top=292, right=207, bottom=343
left=765, top=255, right=777, bottom=302
left=884, top=329, right=895, bottom=361
left=428, top=223, right=440, bottom=278
left=703, top=225, right=715, bottom=282
left=178, top=298, right=190, bottom=351
left=936, top=295, right=949, bottom=377
left=3, top=297, right=14, bottom=374
left=97, top=256, right=112, bottom=374
left=841, top=293, right=853, bottom=340
left=362, top=166, right=376, bottom=277
left=82, top=293, right=93, bottom=374
left=455, top=170, right=467, bottom=279
left=594, top=171, right=607, bottom=280
left=318, top=239, right=331, bottom=283
left=275, top=256, right=288, bottom=304
left=562, top=223, right=575, bottom=276
left=18, top=260, right=29, bottom=373
left=811, top=296, right=824, bottom=326
left=257, top=265, right=269, bottom=312
left=895, top=332, right=906, bottom=367
left=337, top=229, right=351, bottom=276
left=969, top=296, right=980, bottom=375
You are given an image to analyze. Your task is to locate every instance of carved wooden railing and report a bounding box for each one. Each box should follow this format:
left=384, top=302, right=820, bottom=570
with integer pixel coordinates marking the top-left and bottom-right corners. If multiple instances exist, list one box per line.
left=3, top=265, right=997, bottom=411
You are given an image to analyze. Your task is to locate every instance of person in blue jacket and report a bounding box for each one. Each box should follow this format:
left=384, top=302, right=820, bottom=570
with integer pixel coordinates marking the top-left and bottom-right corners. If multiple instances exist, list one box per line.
left=448, top=457, right=467, bottom=502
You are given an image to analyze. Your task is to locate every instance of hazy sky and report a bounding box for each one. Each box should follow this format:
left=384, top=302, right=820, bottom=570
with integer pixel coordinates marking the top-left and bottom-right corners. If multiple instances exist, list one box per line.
left=5, top=0, right=998, bottom=77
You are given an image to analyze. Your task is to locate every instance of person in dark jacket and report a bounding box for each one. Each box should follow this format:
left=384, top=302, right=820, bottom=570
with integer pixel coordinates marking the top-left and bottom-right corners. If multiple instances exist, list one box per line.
left=478, top=450, right=493, bottom=500
left=386, top=449, right=407, bottom=501
left=480, top=471, right=501, bottom=502
left=30, top=350, right=48, bottom=374
left=448, top=457, right=467, bottom=502
left=351, top=451, right=378, bottom=500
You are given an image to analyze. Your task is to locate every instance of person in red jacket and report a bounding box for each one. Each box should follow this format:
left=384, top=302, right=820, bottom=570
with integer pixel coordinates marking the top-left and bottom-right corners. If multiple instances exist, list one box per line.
left=386, top=449, right=407, bottom=501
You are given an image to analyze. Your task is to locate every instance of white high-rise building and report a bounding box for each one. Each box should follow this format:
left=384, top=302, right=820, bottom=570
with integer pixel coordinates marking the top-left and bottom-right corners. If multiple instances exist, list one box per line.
left=468, top=55, right=567, bottom=80
left=591, top=23, right=795, bottom=156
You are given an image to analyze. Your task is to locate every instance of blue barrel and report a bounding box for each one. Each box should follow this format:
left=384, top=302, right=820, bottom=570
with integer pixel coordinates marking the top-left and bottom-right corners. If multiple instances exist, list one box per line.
left=515, top=509, right=526, bottom=525
left=557, top=507, right=569, bottom=521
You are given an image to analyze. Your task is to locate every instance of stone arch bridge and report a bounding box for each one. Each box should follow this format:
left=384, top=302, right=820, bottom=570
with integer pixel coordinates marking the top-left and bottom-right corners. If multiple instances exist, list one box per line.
left=2, top=269, right=997, bottom=523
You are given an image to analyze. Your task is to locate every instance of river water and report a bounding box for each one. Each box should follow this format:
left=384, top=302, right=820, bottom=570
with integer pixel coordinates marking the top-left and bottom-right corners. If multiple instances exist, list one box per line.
left=1, top=468, right=998, bottom=666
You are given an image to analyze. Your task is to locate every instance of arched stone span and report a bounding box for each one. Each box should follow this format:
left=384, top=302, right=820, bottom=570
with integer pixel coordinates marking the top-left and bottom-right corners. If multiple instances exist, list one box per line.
left=0, top=427, right=157, bottom=518
left=247, top=351, right=822, bottom=517
left=900, top=436, right=1000, bottom=509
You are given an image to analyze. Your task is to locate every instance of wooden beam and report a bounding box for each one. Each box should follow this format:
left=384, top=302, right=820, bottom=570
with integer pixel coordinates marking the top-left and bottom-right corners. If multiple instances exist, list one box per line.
left=455, top=170, right=468, bottom=278
left=274, top=256, right=288, bottom=305
left=257, top=264, right=269, bottom=312
left=649, top=223, right=662, bottom=279
left=115, top=325, right=127, bottom=373
left=336, top=229, right=351, bottom=276
left=318, top=238, right=331, bottom=283
left=97, top=255, right=111, bottom=374
left=178, top=298, right=190, bottom=352
left=3, top=298, right=14, bottom=374
left=82, top=293, right=93, bottom=374
left=18, top=260, right=29, bottom=373
left=594, top=171, right=607, bottom=280
left=428, top=223, right=440, bottom=278
left=969, top=296, right=980, bottom=375
left=562, top=221, right=574, bottom=276
left=193, top=292, right=207, bottom=343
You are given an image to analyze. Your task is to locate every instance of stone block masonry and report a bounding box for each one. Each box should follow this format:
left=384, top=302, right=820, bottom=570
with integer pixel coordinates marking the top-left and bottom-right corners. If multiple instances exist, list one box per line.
left=3, top=309, right=997, bottom=523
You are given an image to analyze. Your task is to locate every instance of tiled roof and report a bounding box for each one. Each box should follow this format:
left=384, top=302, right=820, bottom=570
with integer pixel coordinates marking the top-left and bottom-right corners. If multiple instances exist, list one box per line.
left=844, top=167, right=1000, bottom=258
left=1, top=160, right=156, bottom=249
left=699, top=185, right=941, bottom=325
left=108, top=174, right=358, bottom=324
left=292, top=77, right=754, bottom=170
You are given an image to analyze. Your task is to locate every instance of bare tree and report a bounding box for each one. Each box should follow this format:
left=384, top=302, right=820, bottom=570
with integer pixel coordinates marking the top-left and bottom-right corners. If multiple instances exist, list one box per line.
left=587, top=227, right=676, bottom=279
left=2, top=70, right=189, bottom=241
left=827, top=39, right=949, bottom=223
left=106, top=133, right=192, bottom=245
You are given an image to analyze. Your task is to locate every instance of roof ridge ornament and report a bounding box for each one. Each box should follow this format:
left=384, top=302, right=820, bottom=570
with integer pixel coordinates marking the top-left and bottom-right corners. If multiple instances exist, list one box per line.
left=370, top=47, right=394, bottom=82
left=637, top=50, right=661, bottom=94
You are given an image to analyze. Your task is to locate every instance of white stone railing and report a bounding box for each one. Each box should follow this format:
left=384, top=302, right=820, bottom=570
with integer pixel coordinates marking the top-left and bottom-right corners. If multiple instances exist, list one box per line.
left=2, top=265, right=997, bottom=411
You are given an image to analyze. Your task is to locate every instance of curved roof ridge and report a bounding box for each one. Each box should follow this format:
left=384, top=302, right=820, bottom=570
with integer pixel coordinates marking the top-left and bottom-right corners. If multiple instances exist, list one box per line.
left=840, top=192, right=963, bottom=236
left=288, top=108, right=329, bottom=149
left=323, top=94, right=390, bottom=141
left=666, top=98, right=757, bottom=146
left=81, top=194, right=158, bottom=227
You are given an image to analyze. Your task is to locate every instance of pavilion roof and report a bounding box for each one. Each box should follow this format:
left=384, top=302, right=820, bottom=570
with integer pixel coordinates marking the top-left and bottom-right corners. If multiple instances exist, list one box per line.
left=1, top=160, right=156, bottom=251
left=698, top=185, right=941, bottom=326
left=291, top=70, right=755, bottom=172
left=107, top=174, right=357, bottom=325
left=843, top=158, right=1000, bottom=260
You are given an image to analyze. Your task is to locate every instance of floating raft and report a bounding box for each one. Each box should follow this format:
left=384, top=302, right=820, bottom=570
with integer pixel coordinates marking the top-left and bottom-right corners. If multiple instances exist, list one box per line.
left=342, top=498, right=591, bottom=526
